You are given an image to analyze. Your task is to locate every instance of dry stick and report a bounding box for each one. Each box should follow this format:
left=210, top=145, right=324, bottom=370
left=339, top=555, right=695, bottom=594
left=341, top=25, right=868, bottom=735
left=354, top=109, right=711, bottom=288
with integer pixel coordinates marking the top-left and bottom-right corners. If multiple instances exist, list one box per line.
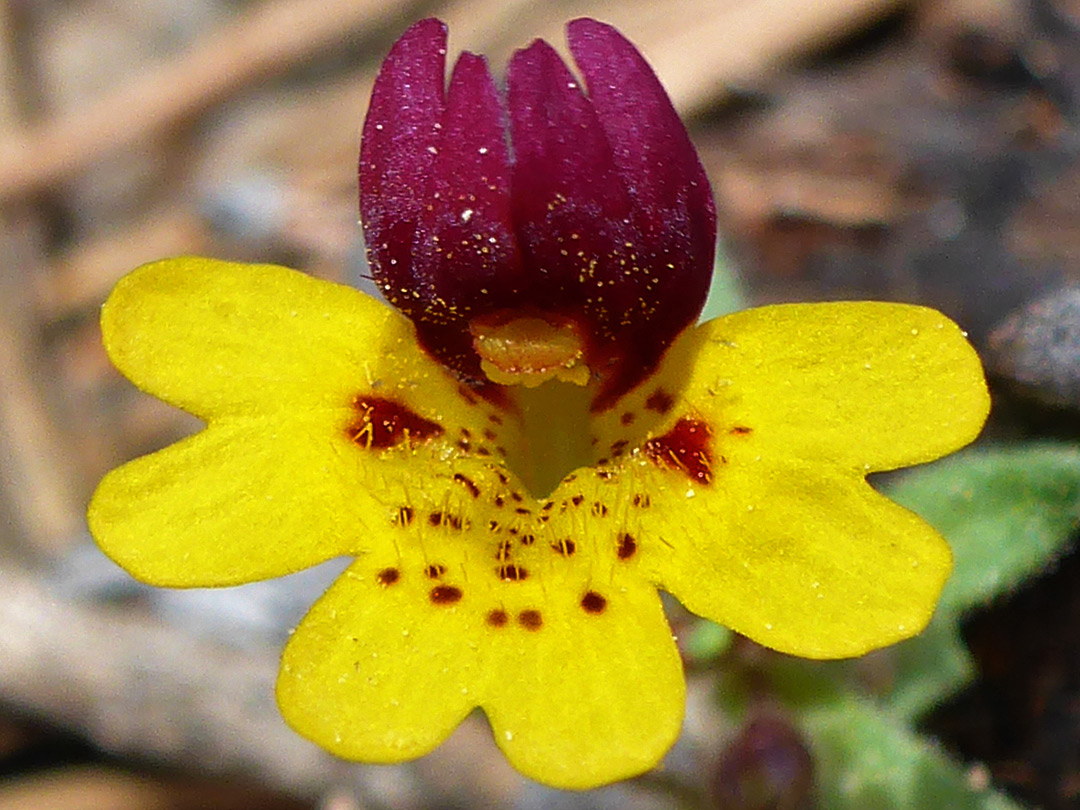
left=0, top=0, right=433, bottom=202
left=32, top=0, right=543, bottom=323
left=0, top=565, right=521, bottom=807
left=647, top=0, right=908, bottom=112
left=0, top=567, right=346, bottom=800
left=0, top=313, right=84, bottom=555
left=503, top=0, right=909, bottom=114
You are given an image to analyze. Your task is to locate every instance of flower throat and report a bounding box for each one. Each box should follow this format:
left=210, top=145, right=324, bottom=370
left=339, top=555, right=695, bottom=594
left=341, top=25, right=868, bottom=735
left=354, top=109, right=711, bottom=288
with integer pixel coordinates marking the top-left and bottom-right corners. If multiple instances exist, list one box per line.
left=471, top=314, right=596, bottom=497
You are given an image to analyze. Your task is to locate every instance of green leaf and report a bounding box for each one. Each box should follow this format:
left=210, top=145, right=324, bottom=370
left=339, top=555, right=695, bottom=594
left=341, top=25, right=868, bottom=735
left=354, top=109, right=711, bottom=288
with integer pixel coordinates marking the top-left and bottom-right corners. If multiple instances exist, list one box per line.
left=684, top=618, right=734, bottom=664
left=873, top=443, right=1080, bottom=726
left=882, top=622, right=974, bottom=724
left=885, top=444, right=1080, bottom=619
left=699, top=242, right=748, bottom=321
left=805, top=695, right=1026, bottom=810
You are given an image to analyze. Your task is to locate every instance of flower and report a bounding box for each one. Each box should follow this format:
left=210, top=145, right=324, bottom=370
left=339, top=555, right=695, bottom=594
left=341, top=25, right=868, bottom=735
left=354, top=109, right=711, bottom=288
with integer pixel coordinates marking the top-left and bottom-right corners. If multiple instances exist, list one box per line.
left=88, top=18, right=990, bottom=790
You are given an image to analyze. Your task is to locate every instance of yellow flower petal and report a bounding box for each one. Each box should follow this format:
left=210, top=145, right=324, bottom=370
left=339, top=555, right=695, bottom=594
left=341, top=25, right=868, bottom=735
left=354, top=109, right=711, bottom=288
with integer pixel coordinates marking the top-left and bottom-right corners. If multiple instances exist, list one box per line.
left=89, top=419, right=362, bottom=585
left=277, top=549, right=684, bottom=789
left=102, top=257, right=442, bottom=420
left=92, top=257, right=536, bottom=586
left=92, top=259, right=990, bottom=785
left=683, top=302, right=989, bottom=473
left=634, top=457, right=951, bottom=658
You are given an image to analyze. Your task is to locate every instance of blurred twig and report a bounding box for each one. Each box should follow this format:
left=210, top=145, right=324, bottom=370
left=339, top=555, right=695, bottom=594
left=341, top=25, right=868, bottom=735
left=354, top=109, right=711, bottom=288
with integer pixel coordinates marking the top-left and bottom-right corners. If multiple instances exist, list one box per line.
left=0, top=562, right=522, bottom=807
left=0, top=0, right=432, bottom=202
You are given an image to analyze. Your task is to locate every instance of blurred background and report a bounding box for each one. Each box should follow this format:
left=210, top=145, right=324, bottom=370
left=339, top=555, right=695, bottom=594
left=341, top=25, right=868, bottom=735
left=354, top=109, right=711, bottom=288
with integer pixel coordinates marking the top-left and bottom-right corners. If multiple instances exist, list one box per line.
left=3, top=0, right=1080, bottom=808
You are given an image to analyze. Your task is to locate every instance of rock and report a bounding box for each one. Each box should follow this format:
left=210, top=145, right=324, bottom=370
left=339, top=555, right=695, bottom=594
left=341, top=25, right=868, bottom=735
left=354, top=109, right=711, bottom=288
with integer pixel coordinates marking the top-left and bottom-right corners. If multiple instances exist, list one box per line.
left=987, top=286, right=1080, bottom=408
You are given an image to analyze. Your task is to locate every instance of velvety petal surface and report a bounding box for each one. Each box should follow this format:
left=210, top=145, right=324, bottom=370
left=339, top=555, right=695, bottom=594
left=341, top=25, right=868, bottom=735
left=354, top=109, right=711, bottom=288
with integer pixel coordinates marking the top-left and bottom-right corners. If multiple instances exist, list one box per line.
left=89, top=418, right=360, bottom=585
left=101, top=257, right=424, bottom=419
left=506, top=36, right=632, bottom=295
left=683, top=302, right=990, bottom=473
left=567, top=18, right=715, bottom=341
left=637, top=458, right=952, bottom=658
left=278, top=550, right=683, bottom=789
left=91, top=258, right=530, bottom=586
left=564, top=301, right=988, bottom=657
left=359, top=18, right=446, bottom=300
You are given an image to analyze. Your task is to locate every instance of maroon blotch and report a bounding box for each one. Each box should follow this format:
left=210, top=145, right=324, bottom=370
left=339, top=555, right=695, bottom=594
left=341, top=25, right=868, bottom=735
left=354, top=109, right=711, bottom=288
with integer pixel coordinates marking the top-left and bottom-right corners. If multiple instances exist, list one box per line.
left=518, top=609, right=543, bottom=630
left=644, top=417, right=714, bottom=484
left=581, top=591, right=607, bottom=614
left=347, top=397, right=443, bottom=449
left=430, top=585, right=464, bottom=605
left=376, top=567, right=401, bottom=586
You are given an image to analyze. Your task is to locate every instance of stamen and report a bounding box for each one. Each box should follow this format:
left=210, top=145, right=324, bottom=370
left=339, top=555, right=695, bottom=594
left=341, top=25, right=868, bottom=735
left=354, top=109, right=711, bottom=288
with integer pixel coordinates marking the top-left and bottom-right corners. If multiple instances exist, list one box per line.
left=470, top=314, right=589, bottom=387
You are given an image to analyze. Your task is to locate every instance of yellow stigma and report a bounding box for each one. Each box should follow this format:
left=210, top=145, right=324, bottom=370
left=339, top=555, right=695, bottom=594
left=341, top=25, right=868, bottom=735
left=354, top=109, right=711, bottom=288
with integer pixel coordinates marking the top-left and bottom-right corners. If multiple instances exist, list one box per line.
left=470, top=315, right=589, bottom=387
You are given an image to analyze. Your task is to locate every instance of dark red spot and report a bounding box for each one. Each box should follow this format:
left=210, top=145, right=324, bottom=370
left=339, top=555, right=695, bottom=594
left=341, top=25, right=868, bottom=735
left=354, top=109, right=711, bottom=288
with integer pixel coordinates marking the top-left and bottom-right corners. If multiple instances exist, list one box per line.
left=645, top=389, right=675, bottom=414
left=552, top=538, right=576, bottom=556
left=476, top=447, right=491, bottom=457
left=514, top=507, right=531, bottom=516
left=430, top=585, right=463, bottom=605
left=489, top=520, right=502, bottom=532
left=483, top=428, right=497, bottom=440
left=425, top=564, right=446, bottom=579
left=520, top=534, right=536, bottom=546
left=487, top=609, right=509, bottom=627
left=493, top=495, right=505, bottom=508
left=617, top=533, right=638, bottom=560
left=731, top=425, right=753, bottom=435
left=591, top=502, right=609, bottom=517
left=581, top=591, right=607, bottom=614
left=497, top=564, right=528, bottom=582
left=457, top=385, right=479, bottom=406
left=488, top=413, right=503, bottom=426
left=644, top=418, right=714, bottom=484
left=453, top=473, right=480, bottom=498
left=510, top=492, right=524, bottom=502
left=427, top=511, right=467, bottom=530
left=460, top=428, right=472, bottom=438
left=496, top=445, right=507, bottom=456
left=621, top=411, right=636, bottom=426
left=541, top=501, right=554, bottom=512
left=597, top=470, right=616, bottom=480
left=496, top=539, right=513, bottom=561
left=474, top=384, right=512, bottom=411
left=518, top=609, right=543, bottom=630
left=495, top=470, right=509, bottom=484
left=632, top=493, right=652, bottom=508
left=456, top=438, right=472, bottom=451
left=348, top=397, right=443, bottom=449
left=393, top=505, right=414, bottom=526
left=610, top=439, right=630, bottom=457
left=571, top=494, right=585, bottom=507
left=376, top=567, right=400, bottom=586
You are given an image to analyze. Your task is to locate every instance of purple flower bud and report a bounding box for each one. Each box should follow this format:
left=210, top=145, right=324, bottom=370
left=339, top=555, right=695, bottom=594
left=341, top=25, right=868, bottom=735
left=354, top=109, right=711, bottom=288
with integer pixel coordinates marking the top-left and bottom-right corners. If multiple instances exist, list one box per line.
left=360, top=18, right=716, bottom=409
left=713, top=708, right=816, bottom=810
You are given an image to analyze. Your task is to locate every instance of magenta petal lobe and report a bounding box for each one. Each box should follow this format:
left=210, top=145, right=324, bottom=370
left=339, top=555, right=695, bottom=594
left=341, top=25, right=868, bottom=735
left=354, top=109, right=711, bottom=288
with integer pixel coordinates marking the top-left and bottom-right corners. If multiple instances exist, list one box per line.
left=359, top=18, right=717, bottom=408
left=360, top=19, right=448, bottom=307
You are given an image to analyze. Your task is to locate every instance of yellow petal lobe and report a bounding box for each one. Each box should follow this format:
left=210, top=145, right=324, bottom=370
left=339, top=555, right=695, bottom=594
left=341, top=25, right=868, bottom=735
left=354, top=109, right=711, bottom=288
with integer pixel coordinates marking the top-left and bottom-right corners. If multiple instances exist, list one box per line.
left=685, top=302, right=989, bottom=473
left=90, top=258, right=528, bottom=586
left=278, top=548, right=683, bottom=789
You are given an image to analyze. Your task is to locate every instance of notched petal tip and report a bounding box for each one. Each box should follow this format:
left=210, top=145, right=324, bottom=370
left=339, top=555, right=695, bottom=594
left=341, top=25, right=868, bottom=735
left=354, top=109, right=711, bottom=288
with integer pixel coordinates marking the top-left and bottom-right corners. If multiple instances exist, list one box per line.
left=652, top=459, right=955, bottom=660
left=691, top=302, right=989, bottom=472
